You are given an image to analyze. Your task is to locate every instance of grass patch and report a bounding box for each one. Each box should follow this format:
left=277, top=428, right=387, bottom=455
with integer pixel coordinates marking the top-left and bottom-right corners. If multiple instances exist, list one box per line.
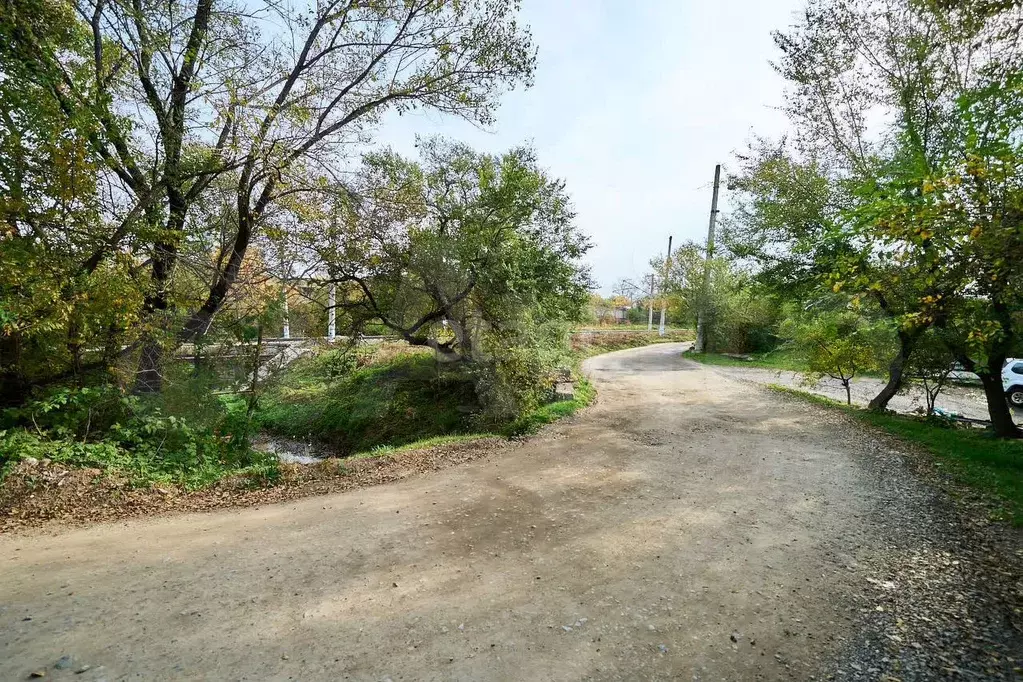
left=684, top=348, right=808, bottom=372
left=767, top=383, right=844, bottom=408
left=351, top=433, right=494, bottom=459
left=768, top=384, right=1023, bottom=525
left=257, top=351, right=480, bottom=455
left=503, top=377, right=597, bottom=437
left=571, top=329, right=694, bottom=360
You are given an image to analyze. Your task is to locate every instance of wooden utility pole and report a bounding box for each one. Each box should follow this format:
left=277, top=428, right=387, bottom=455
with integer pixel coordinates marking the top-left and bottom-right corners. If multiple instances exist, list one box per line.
left=695, top=164, right=721, bottom=353
left=658, top=235, right=673, bottom=336
left=647, top=273, right=655, bottom=331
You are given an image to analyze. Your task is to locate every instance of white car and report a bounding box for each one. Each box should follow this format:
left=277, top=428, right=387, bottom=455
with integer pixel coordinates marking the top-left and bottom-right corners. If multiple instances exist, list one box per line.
left=1005, top=359, right=1023, bottom=408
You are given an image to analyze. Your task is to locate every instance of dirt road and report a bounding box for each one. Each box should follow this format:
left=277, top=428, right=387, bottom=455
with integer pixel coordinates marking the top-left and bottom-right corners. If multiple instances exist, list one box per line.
left=2, top=344, right=1020, bottom=681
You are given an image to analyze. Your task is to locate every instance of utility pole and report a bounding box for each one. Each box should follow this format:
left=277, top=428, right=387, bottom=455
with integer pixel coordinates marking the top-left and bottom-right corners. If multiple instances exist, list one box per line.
left=327, top=284, right=336, bottom=341
left=647, top=273, right=655, bottom=331
left=658, top=235, right=673, bottom=336
left=695, top=164, right=722, bottom=353
left=282, top=287, right=290, bottom=339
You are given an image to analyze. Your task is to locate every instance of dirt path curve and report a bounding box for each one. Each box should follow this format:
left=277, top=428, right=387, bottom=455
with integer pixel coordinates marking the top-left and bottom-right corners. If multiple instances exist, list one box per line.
left=1, top=344, right=1017, bottom=681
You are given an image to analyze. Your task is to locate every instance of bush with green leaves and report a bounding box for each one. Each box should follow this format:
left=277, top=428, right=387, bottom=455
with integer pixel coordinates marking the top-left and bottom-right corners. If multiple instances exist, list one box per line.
left=904, top=329, right=959, bottom=416
left=470, top=319, right=573, bottom=423
left=781, top=308, right=893, bottom=405
left=0, top=383, right=274, bottom=488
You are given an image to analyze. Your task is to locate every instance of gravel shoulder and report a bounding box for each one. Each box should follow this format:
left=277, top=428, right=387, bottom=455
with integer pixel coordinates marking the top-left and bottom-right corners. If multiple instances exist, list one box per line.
left=707, top=364, right=1023, bottom=425
left=2, top=343, right=1021, bottom=681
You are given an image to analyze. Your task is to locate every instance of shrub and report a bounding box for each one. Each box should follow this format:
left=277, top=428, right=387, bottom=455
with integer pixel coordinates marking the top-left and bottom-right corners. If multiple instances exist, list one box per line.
left=0, top=384, right=273, bottom=488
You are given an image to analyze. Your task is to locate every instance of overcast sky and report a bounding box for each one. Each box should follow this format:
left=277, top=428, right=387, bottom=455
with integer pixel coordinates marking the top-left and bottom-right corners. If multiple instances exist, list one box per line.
left=377, top=0, right=804, bottom=293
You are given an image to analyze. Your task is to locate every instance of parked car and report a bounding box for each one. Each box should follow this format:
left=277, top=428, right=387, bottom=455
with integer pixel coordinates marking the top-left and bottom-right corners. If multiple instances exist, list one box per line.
left=1005, top=359, right=1023, bottom=408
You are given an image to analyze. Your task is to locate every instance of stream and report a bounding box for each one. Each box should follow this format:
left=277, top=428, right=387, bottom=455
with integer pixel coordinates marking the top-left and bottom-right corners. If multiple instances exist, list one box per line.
left=253, top=436, right=329, bottom=465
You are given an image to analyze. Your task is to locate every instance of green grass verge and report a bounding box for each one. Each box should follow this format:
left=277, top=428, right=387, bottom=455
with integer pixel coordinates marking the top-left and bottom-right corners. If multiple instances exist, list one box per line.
left=257, top=352, right=479, bottom=456
left=768, top=384, right=1023, bottom=525
left=684, top=348, right=808, bottom=372
left=351, top=433, right=495, bottom=459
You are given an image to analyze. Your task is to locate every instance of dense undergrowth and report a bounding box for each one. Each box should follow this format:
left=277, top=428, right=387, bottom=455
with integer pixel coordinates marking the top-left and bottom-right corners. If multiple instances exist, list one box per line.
left=683, top=348, right=807, bottom=372
left=0, top=376, right=277, bottom=489
left=257, top=349, right=481, bottom=454
left=257, top=340, right=603, bottom=450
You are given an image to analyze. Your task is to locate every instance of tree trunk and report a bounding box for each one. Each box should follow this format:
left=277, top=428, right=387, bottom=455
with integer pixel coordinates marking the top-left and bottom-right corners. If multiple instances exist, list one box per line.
left=868, top=328, right=918, bottom=412
left=134, top=195, right=184, bottom=393
left=246, top=323, right=263, bottom=421
left=843, top=379, right=852, bottom=406
left=979, top=359, right=1021, bottom=439
left=134, top=341, right=164, bottom=394
left=180, top=193, right=259, bottom=342
left=0, top=334, right=29, bottom=407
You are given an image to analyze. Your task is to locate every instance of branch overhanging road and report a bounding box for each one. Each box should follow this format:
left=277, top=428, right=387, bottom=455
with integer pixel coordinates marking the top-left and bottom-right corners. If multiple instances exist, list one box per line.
left=3, top=343, right=1020, bottom=681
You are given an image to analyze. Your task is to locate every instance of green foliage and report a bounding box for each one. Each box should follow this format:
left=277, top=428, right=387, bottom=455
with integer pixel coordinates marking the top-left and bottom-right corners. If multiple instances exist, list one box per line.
left=0, top=384, right=274, bottom=488
left=306, top=139, right=591, bottom=420
left=503, top=377, right=596, bottom=437
left=257, top=350, right=481, bottom=455
left=761, top=0, right=1023, bottom=435
left=781, top=308, right=892, bottom=403
left=1, top=0, right=537, bottom=396
left=657, top=244, right=781, bottom=354
left=905, top=329, right=959, bottom=415
left=471, top=319, right=574, bottom=421
left=724, top=139, right=851, bottom=297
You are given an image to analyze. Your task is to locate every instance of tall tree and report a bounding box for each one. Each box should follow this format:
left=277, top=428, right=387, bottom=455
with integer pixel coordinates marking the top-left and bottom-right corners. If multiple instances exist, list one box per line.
left=294, top=139, right=591, bottom=363
left=3, top=0, right=536, bottom=393
left=773, top=0, right=1023, bottom=435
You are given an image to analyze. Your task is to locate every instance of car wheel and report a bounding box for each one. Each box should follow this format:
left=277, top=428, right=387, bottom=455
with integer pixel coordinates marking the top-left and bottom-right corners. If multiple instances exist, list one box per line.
left=1009, top=388, right=1023, bottom=408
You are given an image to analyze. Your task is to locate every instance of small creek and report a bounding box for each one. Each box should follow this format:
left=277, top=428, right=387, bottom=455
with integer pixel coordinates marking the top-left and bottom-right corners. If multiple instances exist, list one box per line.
left=253, top=436, right=330, bottom=465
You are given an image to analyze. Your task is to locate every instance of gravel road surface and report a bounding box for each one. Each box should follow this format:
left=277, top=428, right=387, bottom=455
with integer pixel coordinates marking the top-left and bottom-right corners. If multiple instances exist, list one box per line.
left=2, top=343, right=1020, bottom=681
